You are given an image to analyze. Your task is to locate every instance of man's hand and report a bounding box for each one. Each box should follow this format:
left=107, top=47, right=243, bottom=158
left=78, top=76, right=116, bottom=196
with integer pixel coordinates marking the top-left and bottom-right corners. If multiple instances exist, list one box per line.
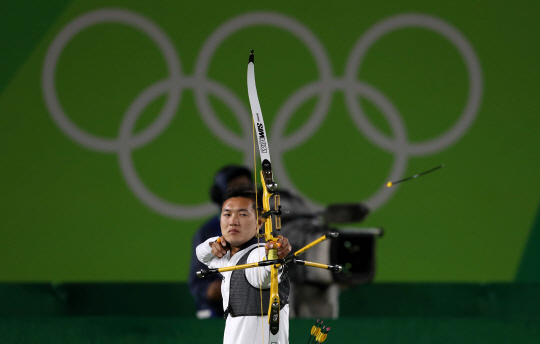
left=209, top=236, right=229, bottom=258
left=265, top=236, right=291, bottom=259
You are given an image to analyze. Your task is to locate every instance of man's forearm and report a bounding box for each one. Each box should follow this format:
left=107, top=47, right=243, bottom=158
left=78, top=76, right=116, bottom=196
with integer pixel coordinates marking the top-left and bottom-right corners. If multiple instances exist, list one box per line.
left=196, top=236, right=220, bottom=266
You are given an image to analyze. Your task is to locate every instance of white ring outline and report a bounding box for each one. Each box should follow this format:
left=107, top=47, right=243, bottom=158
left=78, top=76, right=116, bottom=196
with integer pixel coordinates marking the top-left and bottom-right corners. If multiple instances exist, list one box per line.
left=118, top=77, right=253, bottom=218
left=42, top=9, right=182, bottom=152
left=270, top=79, right=409, bottom=210
left=345, top=13, right=483, bottom=156
left=193, top=12, right=333, bottom=158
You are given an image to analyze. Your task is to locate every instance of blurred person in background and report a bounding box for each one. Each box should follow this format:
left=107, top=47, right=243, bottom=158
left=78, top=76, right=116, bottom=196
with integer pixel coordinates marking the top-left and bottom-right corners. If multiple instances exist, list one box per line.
left=188, top=165, right=253, bottom=319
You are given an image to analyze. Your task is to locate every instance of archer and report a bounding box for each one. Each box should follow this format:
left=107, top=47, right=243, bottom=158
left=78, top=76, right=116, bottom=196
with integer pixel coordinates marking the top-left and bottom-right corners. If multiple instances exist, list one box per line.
left=196, top=186, right=292, bottom=344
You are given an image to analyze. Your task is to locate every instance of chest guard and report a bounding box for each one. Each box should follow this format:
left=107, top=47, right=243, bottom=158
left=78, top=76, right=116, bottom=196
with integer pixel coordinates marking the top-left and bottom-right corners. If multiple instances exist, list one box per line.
left=225, top=246, right=289, bottom=318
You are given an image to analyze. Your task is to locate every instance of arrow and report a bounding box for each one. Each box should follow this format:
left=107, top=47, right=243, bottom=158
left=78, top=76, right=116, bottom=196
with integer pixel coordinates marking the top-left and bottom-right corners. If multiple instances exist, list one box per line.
left=386, top=164, right=444, bottom=187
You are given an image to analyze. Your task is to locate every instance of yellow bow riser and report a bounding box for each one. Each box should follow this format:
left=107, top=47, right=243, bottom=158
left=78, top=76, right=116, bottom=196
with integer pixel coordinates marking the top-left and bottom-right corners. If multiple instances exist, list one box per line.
left=259, top=170, right=281, bottom=331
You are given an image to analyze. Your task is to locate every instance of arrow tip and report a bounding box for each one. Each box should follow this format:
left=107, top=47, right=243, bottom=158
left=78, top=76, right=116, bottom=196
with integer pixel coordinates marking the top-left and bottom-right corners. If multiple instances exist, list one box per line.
left=249, top=50, right=254, bottom=63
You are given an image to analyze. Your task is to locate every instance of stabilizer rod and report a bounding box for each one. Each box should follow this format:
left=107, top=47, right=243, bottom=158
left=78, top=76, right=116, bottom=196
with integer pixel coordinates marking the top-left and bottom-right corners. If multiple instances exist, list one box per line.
left=293, top=230, right=339, bottom=257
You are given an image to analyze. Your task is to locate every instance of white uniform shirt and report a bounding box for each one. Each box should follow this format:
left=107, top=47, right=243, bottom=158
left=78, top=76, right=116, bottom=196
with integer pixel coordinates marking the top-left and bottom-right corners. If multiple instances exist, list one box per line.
left=196, top=236, right=289, bottom=344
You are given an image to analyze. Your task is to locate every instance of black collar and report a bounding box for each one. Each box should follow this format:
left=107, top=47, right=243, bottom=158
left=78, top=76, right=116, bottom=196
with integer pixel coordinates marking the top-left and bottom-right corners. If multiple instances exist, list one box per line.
left=237, top=236, right=261, bottom=252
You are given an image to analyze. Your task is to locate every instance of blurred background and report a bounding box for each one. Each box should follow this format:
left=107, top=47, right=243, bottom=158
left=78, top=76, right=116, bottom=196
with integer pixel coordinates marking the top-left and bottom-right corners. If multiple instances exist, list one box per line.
left=1, top=0, right=540, bottom=343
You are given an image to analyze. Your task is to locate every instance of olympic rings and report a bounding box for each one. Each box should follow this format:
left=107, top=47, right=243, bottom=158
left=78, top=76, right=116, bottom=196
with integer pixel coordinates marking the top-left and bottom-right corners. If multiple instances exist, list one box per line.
left=42, top=9, right=482, bottom=219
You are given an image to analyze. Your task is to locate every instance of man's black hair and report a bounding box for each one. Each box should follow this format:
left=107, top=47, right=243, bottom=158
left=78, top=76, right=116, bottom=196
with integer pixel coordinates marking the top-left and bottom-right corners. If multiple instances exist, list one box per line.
left=221, top=186, right=262, bottom=212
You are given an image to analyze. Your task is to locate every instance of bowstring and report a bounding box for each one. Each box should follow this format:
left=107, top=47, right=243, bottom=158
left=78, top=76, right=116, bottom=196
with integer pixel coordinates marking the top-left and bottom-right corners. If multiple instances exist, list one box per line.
left=253, top=116, right=265, bottom=344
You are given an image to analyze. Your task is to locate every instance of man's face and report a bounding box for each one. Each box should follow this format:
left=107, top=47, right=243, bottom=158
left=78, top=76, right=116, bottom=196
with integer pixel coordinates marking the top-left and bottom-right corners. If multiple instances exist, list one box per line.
left=220, top=197, right=259, bottom=248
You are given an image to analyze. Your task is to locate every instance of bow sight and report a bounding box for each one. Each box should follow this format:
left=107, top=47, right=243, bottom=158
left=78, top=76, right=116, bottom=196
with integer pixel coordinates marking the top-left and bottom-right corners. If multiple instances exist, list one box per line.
left=260, top=193, right=282, bottom=234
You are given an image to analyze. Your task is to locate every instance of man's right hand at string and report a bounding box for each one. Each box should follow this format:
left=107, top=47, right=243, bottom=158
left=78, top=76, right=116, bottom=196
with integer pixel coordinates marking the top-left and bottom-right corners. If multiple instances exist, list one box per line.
left=209, top=236, right=229, bottom=258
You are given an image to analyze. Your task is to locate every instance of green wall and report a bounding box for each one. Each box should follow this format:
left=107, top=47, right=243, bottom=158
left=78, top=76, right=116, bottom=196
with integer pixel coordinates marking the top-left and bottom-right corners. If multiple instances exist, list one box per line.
left=1, top=0, right=540, bottom=282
